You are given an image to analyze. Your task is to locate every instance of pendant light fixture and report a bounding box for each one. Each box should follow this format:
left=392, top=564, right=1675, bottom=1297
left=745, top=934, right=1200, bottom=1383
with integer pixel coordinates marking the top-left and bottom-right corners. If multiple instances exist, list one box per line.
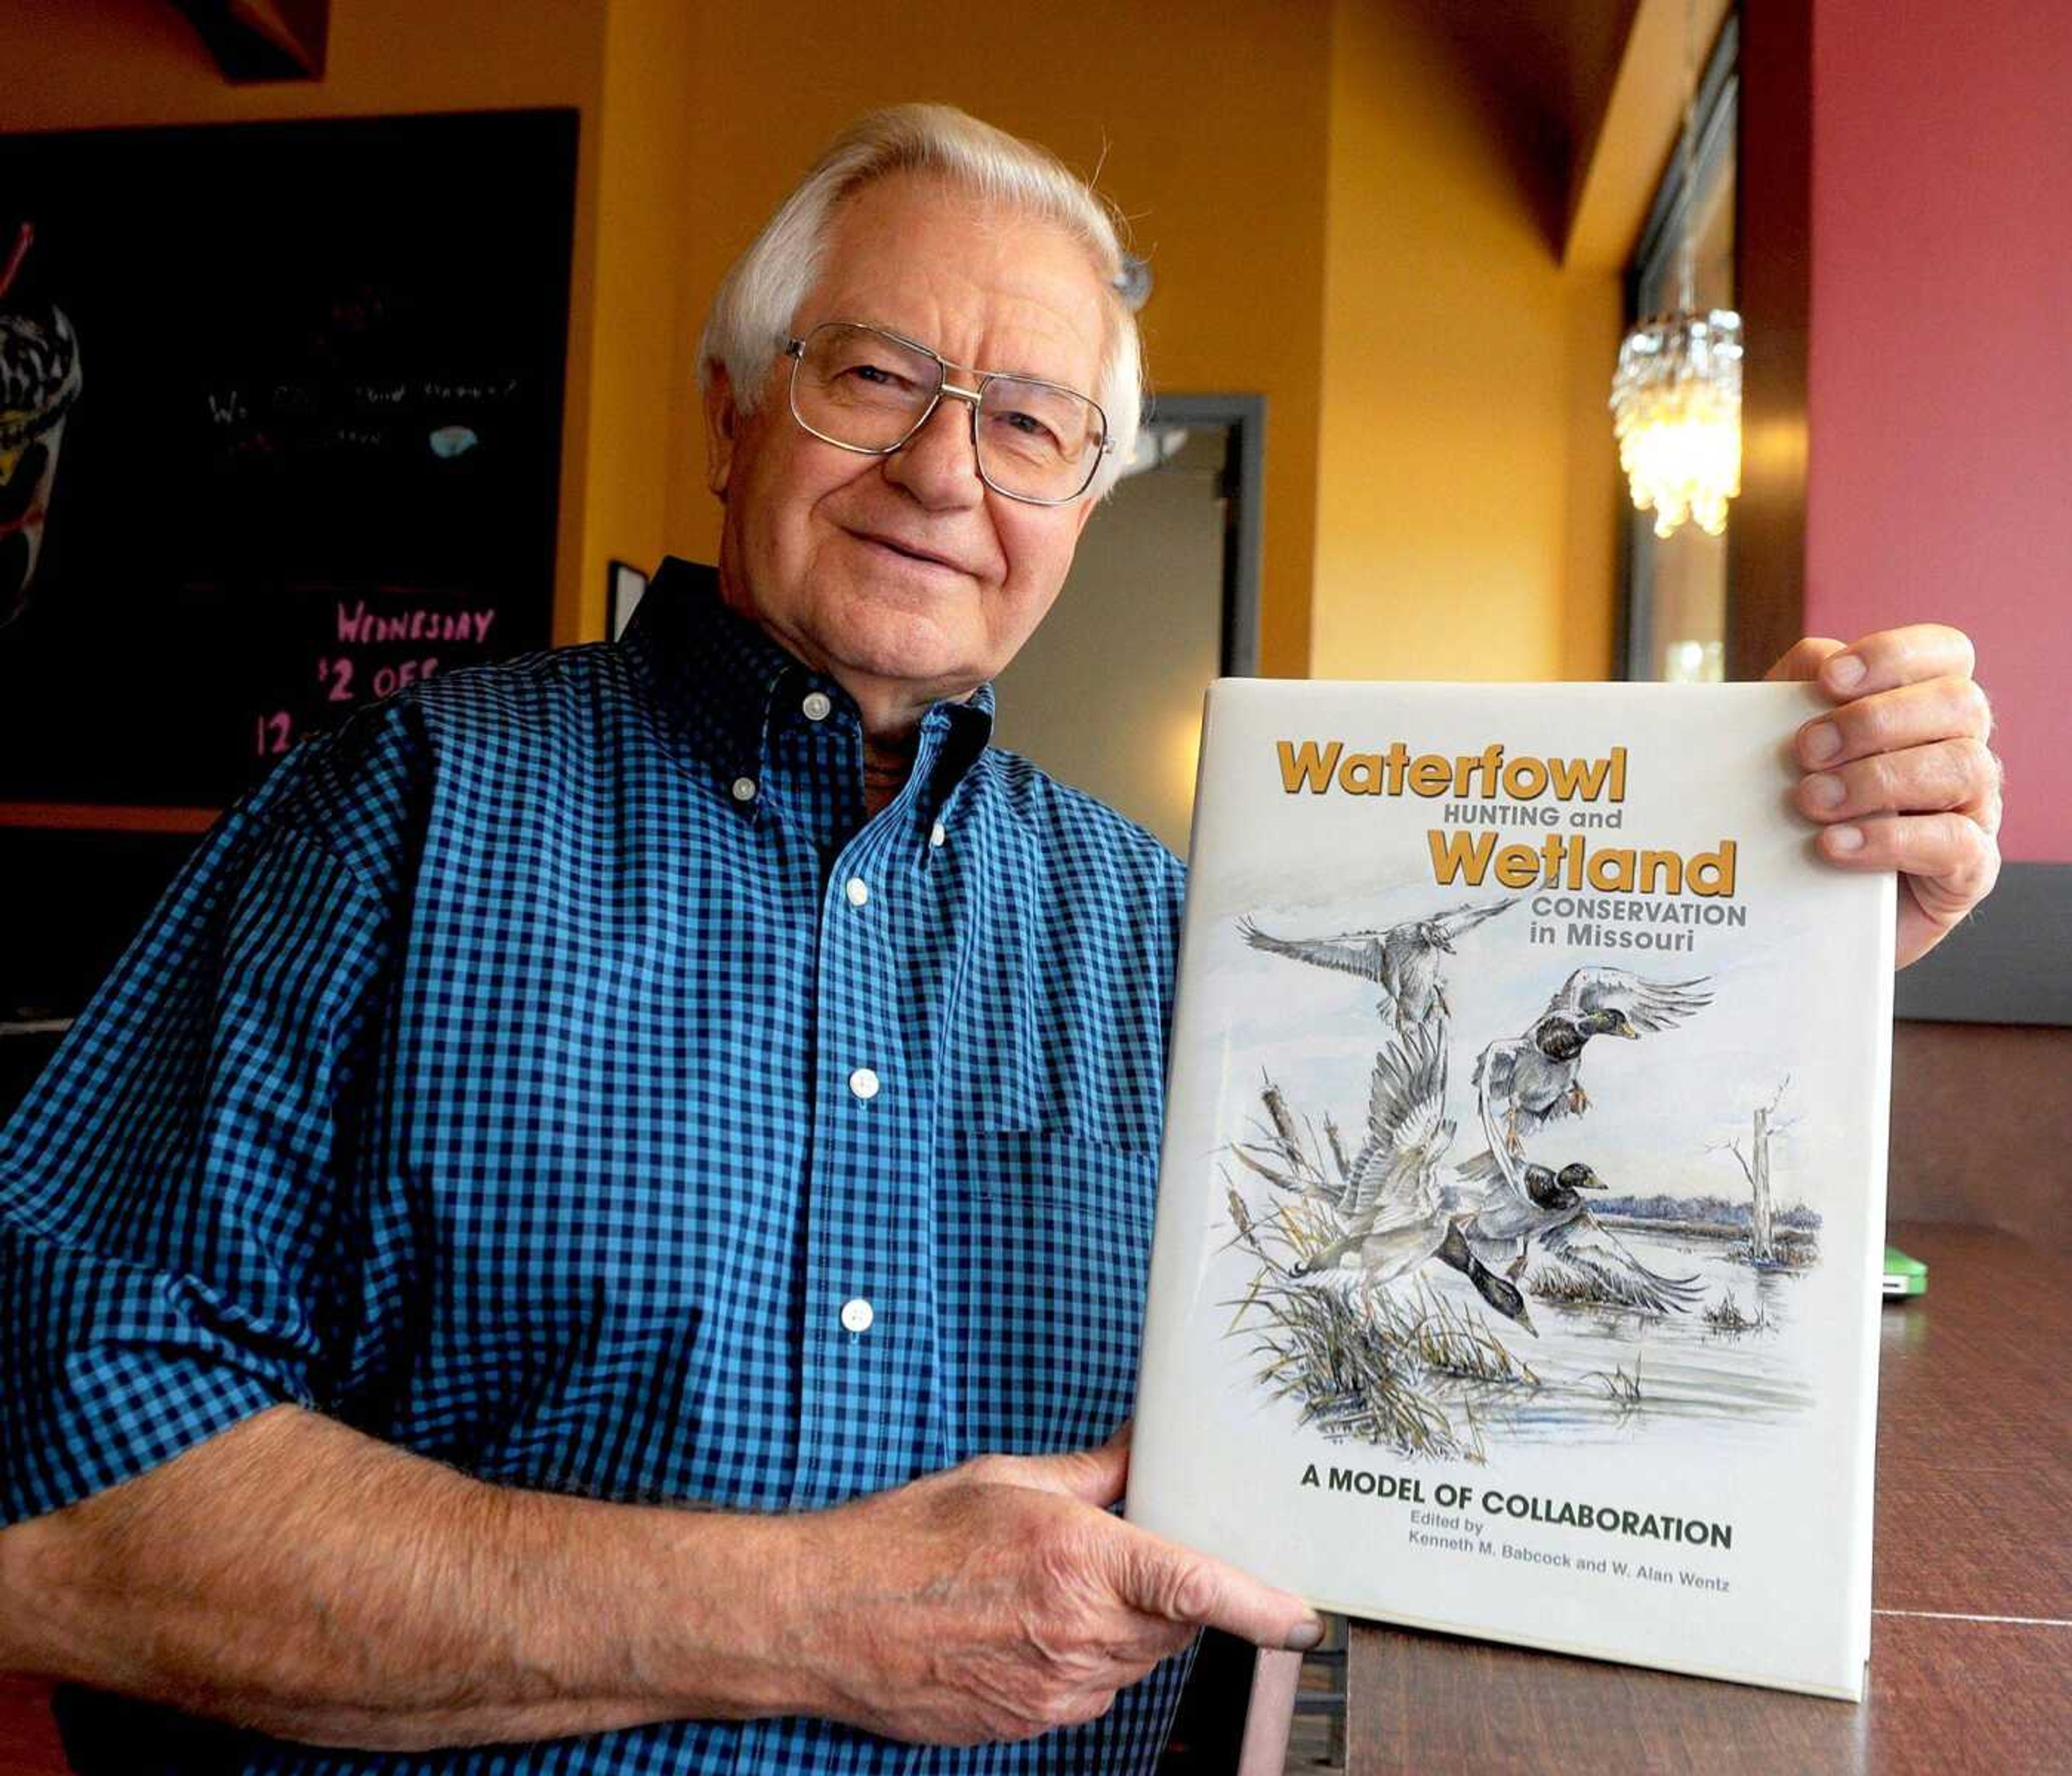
left=1609, top=0, right=1742, bottom=540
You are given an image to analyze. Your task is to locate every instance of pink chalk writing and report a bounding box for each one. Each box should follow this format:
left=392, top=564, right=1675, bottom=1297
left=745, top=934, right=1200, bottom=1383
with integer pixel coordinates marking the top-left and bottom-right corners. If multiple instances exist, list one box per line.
left=255, top=711, right=294, bottom=756
left=335, top=600, right=497, bottom=646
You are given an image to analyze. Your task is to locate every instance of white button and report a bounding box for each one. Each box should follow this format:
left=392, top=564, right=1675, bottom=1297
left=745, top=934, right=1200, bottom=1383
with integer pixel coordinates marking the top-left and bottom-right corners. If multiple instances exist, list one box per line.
left=802, top=691, right=832, bottom=722
left=840, top=1297, right=875, bottom=1334
left=731, top=775, right=758, bottom=802
left=929, top=820, right=946, bottom=848
left=848, top=1066, right=880, bottom=1100
left=844, top=876, right=869, bottom=908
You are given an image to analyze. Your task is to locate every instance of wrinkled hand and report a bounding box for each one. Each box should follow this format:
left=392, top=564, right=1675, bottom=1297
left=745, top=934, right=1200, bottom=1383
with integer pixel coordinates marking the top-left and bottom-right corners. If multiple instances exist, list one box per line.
left=1766, top=624, right=2001, bottom=968
left=779, top=1423, right=1320, bottom=1746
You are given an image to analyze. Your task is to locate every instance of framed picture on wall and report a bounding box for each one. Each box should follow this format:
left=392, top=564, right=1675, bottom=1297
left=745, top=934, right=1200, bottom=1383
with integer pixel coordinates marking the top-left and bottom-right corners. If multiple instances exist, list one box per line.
left=610, top=559, right=649, bottom=641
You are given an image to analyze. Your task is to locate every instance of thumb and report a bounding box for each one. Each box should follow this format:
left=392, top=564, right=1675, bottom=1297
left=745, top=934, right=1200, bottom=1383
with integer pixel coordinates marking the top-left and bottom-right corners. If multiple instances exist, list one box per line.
left=1108, top=1524, right=1324, bottom=1652
left=1001, top=1420, right=1132, bottom=1507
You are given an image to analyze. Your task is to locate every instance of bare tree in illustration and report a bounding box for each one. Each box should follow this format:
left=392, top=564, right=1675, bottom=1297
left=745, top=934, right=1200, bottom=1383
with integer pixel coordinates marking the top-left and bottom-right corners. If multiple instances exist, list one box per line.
left=1713, top=1076, right=1795, bottom=1262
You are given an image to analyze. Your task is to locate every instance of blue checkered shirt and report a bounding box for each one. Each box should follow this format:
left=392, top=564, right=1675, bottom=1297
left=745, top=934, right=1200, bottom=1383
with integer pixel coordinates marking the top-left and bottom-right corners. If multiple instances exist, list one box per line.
left=0, top=559, right=1193, bottom=1774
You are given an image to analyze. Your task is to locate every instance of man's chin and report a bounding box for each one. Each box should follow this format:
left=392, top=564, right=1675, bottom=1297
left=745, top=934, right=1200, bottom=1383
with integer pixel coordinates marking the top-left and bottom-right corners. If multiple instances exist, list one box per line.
left=824, top=584, right=991, bottom=695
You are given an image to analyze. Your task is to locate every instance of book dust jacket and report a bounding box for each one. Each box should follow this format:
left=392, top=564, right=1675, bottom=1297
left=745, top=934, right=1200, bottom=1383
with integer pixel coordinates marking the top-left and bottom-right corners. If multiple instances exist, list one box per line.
left=1127, top=679, right=1895, bottom=1699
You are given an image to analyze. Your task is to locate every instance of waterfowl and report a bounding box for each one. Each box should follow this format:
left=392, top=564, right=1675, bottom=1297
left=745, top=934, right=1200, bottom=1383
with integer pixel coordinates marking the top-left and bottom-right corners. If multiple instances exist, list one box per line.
left=1238, top=896, right=1517, bottom=1035
left=1290, top=1020, right=1454, bottom=1280
left=1457, top=966, right=1711, bottom=1181
left=1287, top=1020, right=1537, bottom=1336
left=1457, top=1082, right=1702, bottom=1315
left=1455, top=1153, right=1611, bottom=1277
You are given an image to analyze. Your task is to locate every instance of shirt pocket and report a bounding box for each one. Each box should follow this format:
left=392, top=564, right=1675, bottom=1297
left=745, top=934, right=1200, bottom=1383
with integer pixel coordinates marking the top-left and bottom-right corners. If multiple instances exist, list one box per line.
left=935, top=1126, right=1157, bottom=1463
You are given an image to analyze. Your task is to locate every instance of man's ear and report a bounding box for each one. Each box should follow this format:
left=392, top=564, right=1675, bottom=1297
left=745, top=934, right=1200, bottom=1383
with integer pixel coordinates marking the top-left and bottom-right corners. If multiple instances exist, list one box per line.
left=702, top=365, right=741, bottom=501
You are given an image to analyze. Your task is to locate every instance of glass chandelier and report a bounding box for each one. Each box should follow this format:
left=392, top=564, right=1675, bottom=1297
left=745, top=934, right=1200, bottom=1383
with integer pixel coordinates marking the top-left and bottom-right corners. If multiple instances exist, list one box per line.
left=1610, top=0, right=1742, bottom=540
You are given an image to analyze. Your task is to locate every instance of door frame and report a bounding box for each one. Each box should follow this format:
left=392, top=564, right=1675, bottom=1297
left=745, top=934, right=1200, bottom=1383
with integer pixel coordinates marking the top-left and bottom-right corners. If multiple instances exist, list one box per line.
left=1140, top=392, right=1265, bottom=677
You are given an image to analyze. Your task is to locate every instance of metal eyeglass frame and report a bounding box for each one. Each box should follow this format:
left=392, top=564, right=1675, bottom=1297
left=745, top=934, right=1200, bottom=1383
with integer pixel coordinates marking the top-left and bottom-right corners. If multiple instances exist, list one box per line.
left=780, top=321, right=1113, bottom=506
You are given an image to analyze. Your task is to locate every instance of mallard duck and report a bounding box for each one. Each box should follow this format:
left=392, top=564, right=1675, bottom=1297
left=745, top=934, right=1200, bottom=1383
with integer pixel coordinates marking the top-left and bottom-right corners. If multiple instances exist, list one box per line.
left=1456, top=1080, right=1701, bottom=1315
left=1238, top=896, right=1517, bottom=1035
left=1289, top=1021, right=1537, bottom=1336
left=1455, top=1152, right=1611, bottom=1276
left=1456, top=966, right=1711, bottom=1182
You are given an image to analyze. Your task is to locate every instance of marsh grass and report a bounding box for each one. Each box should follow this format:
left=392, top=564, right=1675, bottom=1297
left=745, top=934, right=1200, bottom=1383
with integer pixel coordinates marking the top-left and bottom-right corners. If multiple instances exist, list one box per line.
left=1524, top=1267, right=1608, bottom=1307
left=1590, top=1352, right=1644, bottom=1408
left=1226, top=1263, right=1539, bottom=1460
left=1234, top=1271, right=1468, bottom=1455
left=1727, top=1231, right=1820, bottom=1270
left=1702, top=1291, right=1768, bottom=1334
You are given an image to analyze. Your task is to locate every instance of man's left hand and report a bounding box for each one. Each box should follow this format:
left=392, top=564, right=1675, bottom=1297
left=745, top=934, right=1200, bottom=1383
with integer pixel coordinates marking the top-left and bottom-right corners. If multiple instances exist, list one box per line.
left=1767, top=624, right=2001, bottom=968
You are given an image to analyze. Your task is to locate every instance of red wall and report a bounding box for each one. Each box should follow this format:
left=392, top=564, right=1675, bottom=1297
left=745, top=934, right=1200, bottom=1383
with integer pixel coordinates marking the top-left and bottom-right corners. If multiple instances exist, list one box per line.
left=1807, top=0, right=2072, bottom=863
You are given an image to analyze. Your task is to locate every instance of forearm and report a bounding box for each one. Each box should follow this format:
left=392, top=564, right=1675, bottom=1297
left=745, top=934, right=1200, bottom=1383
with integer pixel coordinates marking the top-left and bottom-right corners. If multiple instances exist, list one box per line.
left=0, top=1404, right=807, bottom=1750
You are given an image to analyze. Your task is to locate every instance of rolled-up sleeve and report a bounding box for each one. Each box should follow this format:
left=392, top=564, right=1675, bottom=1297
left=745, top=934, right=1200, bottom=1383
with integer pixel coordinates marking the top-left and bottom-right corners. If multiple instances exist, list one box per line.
left=1, top=797, right=394, bottom=1526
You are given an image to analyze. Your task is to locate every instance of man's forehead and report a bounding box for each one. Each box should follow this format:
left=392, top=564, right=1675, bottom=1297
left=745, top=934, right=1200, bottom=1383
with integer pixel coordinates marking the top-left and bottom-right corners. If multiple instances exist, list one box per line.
left=803, top=174, right=1110, bottom=384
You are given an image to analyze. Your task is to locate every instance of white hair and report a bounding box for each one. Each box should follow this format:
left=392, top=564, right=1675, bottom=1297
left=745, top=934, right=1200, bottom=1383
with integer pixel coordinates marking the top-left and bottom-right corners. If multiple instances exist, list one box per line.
left=697, top=103, right=1146, bottom=497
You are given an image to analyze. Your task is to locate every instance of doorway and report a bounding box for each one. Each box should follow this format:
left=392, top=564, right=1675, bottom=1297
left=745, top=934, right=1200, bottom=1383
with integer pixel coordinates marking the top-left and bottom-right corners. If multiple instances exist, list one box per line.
left=989, top=394, right=1263, bottom=855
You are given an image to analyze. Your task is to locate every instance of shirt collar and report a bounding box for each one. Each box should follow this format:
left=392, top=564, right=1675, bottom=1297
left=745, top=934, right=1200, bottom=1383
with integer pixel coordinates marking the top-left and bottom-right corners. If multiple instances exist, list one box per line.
left=620, top=557, right=996, bottom=829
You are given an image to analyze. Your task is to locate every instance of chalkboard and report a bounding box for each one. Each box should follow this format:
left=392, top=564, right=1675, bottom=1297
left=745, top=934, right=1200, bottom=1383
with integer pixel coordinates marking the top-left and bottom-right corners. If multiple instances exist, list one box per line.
left=0, top=108, right=577, bottom=812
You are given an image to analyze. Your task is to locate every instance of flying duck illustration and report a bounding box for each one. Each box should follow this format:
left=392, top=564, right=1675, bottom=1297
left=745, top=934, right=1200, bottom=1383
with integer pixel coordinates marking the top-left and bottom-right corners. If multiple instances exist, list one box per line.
left=1457, top=966, right=1712, bottom=1182
left=1454, top=1072, right=1702, bottom=1315
left=1238, top=897, right=1518, bottom=1035
left=1288, top=1020, right=1536, bottom=1334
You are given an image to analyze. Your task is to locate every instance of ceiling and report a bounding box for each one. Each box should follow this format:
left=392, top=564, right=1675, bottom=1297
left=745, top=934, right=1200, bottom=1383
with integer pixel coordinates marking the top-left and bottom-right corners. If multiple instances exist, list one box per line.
left=1396, top=0, right=1647, bottom=253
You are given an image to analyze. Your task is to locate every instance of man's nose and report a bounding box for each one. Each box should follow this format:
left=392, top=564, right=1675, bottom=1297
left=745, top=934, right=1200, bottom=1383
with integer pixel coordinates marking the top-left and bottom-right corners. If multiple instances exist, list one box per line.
left=882, top=392, right=985, bottom=509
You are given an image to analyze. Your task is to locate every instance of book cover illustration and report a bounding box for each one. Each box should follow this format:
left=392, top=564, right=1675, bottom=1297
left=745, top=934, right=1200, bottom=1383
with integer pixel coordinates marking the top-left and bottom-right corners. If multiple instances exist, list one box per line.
left=1129, top=679, right=1893, bottom=1698
left=1224, top=917, right=1820, bottom=1464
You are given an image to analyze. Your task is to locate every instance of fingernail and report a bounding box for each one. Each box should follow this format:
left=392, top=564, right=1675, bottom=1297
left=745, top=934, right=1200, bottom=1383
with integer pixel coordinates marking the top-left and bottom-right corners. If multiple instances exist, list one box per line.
left=1826, top=824, right=1865, bottom=853
left=1806, top=773, right=1846, bottom=809
left=1802, top=722, right=1842, bottom=765
left=1284, top=1617, right=1325, bottom=1652
left=1826, top=654, right=1866, bottom=692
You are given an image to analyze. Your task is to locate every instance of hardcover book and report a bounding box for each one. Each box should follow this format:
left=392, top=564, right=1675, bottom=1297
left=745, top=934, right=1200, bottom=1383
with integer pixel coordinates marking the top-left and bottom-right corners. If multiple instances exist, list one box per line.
left=1126, top=678, right=1895, bottom=1700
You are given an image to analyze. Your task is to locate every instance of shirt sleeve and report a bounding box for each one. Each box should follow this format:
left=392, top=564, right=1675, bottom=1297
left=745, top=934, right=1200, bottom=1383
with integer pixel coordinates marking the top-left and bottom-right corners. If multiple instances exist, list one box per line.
left=0, top=787, right=396, bottom=1527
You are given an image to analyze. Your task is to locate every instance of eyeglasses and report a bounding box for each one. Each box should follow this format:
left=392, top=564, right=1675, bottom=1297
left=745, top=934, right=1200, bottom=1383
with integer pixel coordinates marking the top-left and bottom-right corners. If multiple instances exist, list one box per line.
left=781, top=321, right=1112, bottom=505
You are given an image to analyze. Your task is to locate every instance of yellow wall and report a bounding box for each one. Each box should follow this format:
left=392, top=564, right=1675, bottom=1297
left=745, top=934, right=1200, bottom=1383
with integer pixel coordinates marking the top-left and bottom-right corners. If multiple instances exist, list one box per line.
left=1, top=0, right=613, bottom=645
left=660, top=0, right=1333, bottom=678
left=582, top=0, right=696, bottom=639
left=1313, top=0, right=1620, bottom=682
left=7, top=0, right=1630, bottom=681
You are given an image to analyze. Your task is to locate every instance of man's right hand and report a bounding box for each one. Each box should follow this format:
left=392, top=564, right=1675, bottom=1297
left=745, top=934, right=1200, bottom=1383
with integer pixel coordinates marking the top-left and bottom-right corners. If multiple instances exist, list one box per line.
left=773, top=1424, right=1323, bottom=1746
left=0, top=1408, right=1317, bottom=1753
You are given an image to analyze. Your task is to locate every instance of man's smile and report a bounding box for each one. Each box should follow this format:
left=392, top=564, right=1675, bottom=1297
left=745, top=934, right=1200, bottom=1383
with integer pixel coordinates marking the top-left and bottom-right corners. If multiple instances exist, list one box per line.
left=847, top=528, right=976, bottom=578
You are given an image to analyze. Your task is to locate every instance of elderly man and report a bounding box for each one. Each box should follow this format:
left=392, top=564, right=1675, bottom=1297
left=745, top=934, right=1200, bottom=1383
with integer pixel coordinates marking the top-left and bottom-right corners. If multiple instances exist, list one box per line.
left=0, top=104, right=2000, bottom=1775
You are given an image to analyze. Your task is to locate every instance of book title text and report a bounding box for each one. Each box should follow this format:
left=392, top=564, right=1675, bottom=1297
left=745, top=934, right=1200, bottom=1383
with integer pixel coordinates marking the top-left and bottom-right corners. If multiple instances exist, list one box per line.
left=1276, top=739, right=1741, bottom=901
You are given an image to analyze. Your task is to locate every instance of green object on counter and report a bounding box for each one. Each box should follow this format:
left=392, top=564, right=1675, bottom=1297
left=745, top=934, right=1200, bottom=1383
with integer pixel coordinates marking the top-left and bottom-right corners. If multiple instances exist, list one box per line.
left=1883, top=1246, right=1927, bottom=1298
